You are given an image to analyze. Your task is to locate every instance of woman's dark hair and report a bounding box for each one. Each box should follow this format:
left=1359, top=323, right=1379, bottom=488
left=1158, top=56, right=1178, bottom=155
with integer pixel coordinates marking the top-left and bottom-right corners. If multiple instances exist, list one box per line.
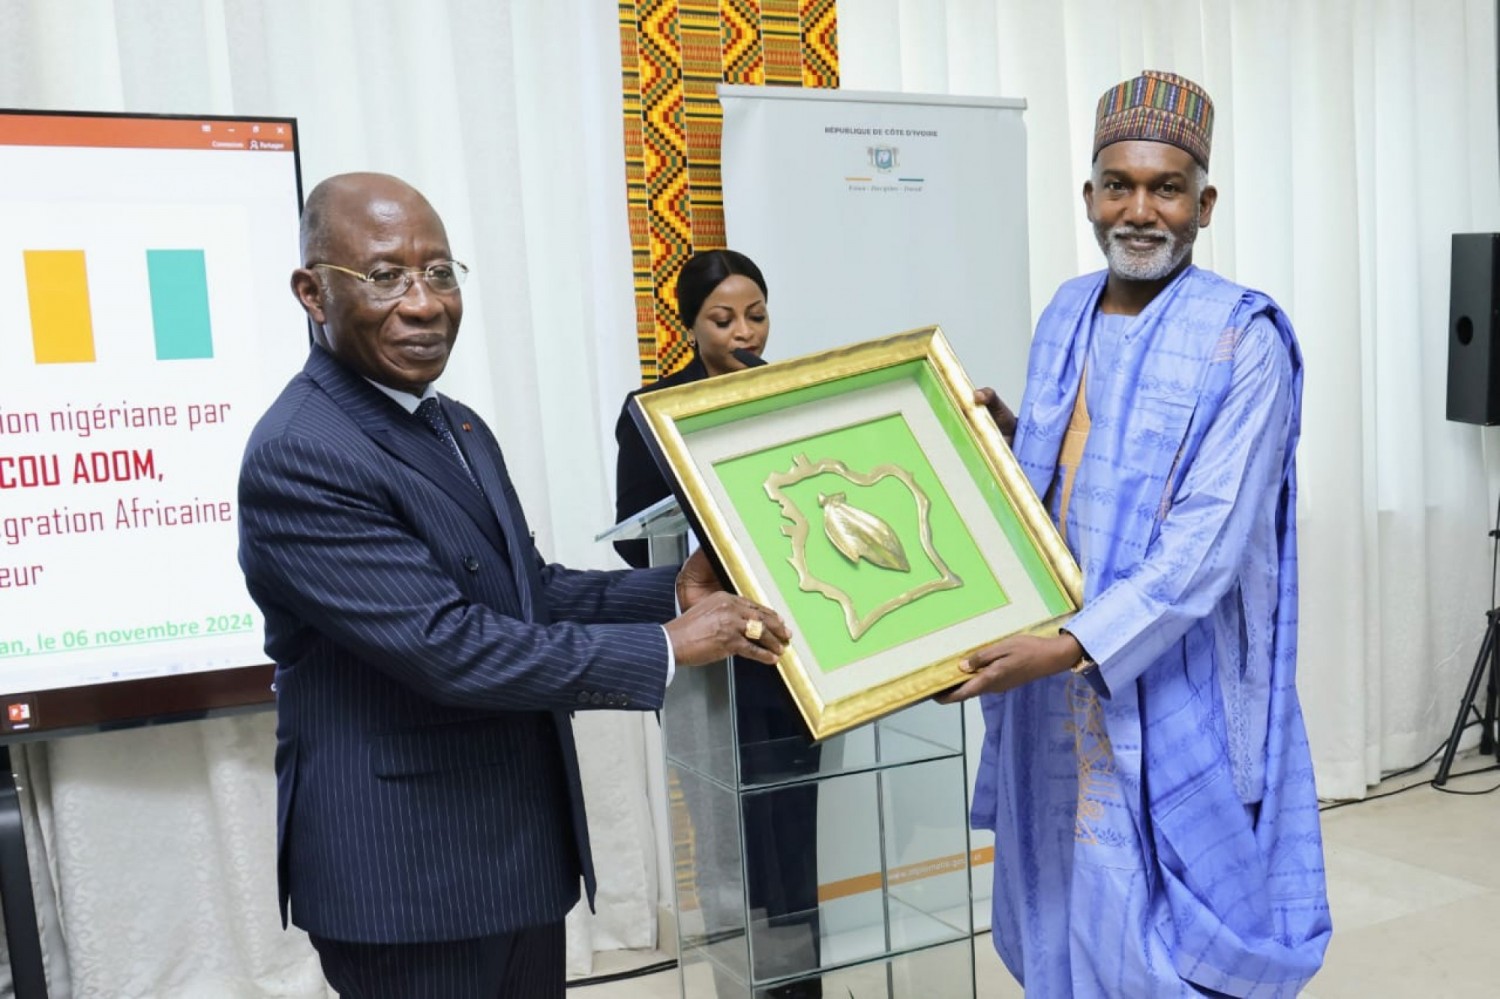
left=674, top=249, right=768, bottom=332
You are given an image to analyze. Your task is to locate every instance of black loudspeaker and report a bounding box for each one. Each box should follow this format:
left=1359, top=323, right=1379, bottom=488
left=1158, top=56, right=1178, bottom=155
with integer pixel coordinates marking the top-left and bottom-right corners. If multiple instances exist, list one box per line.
left=1448, top=232, right=1500, bottom=425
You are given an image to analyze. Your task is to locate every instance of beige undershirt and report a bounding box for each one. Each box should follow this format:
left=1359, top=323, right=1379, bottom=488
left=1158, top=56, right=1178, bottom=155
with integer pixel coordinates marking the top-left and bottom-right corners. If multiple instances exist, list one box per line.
left=1048, top=371, right=1092, bottom=534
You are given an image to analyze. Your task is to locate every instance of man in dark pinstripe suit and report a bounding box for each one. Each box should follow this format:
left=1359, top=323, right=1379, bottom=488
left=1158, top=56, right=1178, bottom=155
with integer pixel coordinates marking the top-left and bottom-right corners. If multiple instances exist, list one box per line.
left=238, top=173, right=788, bottom=998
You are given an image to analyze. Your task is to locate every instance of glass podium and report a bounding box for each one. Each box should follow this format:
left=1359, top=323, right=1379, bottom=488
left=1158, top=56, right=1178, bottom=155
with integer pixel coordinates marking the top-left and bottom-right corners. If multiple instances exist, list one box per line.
left=599, top=497, right=977, bottom=998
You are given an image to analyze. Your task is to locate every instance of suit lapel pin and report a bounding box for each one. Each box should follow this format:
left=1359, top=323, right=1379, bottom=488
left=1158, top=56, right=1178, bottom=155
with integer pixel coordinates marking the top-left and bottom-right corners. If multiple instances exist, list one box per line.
left=462, top=422, right=472, bottom=432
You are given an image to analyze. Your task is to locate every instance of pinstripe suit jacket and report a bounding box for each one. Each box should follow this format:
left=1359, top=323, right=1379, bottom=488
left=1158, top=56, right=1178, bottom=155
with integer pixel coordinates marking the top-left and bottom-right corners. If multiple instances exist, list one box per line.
left=238, top=346, right=676, bottom=944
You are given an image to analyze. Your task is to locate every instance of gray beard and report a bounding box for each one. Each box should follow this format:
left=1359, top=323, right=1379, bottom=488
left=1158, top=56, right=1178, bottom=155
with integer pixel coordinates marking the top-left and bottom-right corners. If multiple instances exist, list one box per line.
left=1094, top=216, right=1198, bottom=281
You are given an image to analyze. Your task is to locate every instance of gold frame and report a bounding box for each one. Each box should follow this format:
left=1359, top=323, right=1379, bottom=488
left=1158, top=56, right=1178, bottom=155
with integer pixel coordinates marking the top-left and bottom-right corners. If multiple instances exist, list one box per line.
left=633, top=327, right=1083, bottom=739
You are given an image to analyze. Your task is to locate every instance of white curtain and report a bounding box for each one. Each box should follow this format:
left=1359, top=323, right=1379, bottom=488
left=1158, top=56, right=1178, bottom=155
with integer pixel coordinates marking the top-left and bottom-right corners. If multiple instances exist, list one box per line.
left=838, top=0, right=1500, bottom=799
left=0, top=1, right=656, bottom=995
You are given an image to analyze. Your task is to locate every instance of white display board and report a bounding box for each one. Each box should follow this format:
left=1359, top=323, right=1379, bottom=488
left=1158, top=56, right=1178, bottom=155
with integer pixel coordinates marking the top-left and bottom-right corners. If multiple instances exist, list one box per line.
left=720, top=85, right=1035, bottom=931
left=0, top=112, right=305, bottom=734
left=718, top=84, right=1032, bottom=402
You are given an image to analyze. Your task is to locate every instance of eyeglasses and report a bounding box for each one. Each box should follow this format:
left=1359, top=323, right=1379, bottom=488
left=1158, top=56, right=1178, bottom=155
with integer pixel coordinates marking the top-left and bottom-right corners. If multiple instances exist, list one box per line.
left=310, top=260, right=469, bottom=300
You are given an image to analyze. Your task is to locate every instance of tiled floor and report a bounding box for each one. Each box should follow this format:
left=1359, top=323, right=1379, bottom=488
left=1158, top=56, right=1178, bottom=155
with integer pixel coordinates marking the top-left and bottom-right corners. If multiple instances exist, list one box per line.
left=571, top=756, right=1500, bottom=998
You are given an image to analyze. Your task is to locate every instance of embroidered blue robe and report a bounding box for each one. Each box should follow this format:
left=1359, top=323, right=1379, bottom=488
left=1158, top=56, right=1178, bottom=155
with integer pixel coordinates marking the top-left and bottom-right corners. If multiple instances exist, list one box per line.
left=972, top=265, right=1332, bottom=997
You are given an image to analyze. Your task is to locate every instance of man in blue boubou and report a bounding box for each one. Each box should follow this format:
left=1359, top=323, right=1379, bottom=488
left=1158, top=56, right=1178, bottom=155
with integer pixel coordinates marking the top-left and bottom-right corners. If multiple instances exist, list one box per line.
left=945, top=70, right=1332, bottom=998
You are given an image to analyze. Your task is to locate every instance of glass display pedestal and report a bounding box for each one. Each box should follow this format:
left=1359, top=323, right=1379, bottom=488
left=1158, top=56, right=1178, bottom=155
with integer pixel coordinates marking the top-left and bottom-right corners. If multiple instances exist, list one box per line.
left=600, top=498, right=977, bottom=998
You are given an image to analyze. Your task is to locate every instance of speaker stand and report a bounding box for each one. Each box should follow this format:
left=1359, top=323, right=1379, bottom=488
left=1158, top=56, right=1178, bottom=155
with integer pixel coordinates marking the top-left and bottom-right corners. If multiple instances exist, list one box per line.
left=1435, top=539, right=1500, bottom=785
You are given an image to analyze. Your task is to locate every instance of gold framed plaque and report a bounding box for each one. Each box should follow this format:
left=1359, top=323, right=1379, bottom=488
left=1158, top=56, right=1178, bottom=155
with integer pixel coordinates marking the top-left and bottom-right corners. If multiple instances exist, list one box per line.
left=632, top=327, right=1081, bottom=739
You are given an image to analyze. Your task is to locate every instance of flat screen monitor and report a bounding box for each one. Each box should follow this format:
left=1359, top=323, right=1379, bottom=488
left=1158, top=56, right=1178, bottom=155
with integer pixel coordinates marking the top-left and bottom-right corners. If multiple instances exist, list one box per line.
left=0, top=109, right=306, bottom=739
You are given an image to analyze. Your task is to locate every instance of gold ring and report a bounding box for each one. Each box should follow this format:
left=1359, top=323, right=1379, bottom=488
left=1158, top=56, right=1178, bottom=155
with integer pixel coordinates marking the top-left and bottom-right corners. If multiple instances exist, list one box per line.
left=743, top=618, right=764, bottom=642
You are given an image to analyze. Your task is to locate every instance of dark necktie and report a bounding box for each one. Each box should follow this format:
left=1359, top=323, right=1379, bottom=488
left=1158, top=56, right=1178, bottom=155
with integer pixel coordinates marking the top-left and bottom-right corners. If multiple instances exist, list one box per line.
left=414, top=396, right=535, bottom=621
left=415, top=397, right=480, bottom=489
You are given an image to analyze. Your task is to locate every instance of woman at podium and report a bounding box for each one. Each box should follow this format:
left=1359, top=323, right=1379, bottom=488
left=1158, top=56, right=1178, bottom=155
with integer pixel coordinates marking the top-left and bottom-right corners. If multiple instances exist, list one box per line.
left=613, top=249, right=823, bottom=998
left=612, top=249, right=771, bottom=568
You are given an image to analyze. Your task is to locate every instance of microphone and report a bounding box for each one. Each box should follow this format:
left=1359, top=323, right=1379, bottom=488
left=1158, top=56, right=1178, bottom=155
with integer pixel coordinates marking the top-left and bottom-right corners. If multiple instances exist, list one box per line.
left=732, top=348, right=768, bottom=368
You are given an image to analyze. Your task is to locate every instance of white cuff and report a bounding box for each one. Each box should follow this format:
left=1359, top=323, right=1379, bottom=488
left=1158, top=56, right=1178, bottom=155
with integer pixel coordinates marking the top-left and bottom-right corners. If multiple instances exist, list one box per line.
left=662, top=625, right=676, bottom=686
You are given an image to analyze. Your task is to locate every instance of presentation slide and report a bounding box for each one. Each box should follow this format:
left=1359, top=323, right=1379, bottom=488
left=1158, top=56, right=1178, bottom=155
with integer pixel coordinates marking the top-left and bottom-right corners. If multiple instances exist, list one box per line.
left=0, top=112, right=306, bottom=734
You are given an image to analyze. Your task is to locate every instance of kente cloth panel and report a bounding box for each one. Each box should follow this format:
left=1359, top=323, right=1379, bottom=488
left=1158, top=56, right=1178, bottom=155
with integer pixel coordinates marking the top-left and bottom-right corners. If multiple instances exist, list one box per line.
left=619, top=0, right=839, bottom=383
